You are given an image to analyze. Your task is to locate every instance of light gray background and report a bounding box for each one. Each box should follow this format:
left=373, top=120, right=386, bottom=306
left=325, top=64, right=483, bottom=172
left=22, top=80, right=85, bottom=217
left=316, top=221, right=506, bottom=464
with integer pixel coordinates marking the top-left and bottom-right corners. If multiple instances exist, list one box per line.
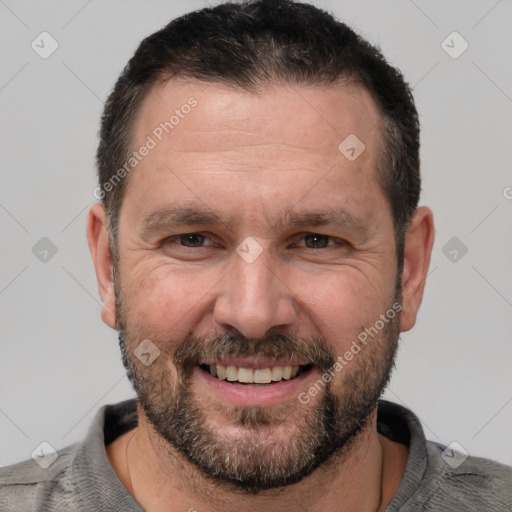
left=1, top=0, right=511, bottom=468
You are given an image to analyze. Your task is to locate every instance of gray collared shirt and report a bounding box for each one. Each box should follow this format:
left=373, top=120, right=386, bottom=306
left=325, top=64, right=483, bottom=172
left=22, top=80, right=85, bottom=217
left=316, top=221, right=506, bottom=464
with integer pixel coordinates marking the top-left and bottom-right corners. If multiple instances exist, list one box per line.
left=1, top=399, right=511, bottom=511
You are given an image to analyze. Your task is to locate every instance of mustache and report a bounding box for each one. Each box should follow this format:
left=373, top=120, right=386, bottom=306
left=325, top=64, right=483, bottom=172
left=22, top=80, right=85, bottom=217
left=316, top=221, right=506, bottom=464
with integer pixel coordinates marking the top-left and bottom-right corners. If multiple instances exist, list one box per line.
left=174, top=332, right=335, bottom=374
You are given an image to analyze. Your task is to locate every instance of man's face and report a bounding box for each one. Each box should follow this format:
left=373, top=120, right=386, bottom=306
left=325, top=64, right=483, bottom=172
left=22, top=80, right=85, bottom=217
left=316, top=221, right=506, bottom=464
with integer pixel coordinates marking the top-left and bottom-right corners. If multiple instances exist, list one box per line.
left=112, top=80, right=401, bottom=491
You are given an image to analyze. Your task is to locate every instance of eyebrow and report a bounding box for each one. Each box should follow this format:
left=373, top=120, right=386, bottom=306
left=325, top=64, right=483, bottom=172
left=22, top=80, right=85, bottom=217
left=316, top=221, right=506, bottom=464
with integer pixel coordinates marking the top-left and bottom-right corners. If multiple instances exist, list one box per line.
left=140, top=206, right=232, bottom=233
left=280, top=209, right=367, bottom=234
left=139, top=205, right=369, bottom=239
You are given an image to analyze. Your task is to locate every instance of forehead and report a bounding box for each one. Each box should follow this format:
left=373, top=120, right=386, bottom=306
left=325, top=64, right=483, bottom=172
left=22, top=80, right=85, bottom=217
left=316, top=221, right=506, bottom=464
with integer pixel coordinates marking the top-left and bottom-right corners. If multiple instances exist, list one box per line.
left=133, top=78, right=382, bottom=159
left=123, top=78, right=388, bottom=231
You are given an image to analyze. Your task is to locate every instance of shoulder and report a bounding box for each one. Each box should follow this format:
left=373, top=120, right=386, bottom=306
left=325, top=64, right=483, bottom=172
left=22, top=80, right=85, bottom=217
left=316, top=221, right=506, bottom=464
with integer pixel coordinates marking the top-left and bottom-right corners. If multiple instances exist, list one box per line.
left=0, top=444, right=77, bottom=511
left=0, top=400, right=139, bottom=512
left=412, top=441, right=512, bottom=511
left=377, top=401, right=512, bottom=511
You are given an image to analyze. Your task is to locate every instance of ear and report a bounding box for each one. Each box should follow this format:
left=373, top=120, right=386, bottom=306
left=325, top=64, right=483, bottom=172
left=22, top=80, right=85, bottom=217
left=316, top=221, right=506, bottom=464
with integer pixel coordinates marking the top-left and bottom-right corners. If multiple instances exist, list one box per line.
left=399, top=206, right=435, bottom=332
left=86, top=203, right=117, bottom=329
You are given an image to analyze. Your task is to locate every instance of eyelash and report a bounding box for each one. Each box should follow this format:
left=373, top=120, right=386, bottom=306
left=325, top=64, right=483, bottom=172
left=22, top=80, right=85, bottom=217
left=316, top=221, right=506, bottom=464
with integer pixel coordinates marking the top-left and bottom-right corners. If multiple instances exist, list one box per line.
left=164, top=233, right=347, bottom=250
left=166, top=234, right=215, bottom=248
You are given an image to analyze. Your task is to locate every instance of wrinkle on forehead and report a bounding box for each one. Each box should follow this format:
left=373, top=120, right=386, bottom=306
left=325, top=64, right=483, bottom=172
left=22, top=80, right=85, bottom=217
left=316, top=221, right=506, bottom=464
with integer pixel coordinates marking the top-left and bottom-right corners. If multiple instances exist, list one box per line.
left=133, top=79, right=383, bottom=158
left=121, top=79, right=391, bottom=242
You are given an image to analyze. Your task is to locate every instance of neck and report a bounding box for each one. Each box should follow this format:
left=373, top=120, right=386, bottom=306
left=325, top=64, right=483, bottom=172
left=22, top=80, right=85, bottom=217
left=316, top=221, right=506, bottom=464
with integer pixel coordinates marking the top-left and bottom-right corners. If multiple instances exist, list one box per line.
left=107, top=404, right=407, bottom=512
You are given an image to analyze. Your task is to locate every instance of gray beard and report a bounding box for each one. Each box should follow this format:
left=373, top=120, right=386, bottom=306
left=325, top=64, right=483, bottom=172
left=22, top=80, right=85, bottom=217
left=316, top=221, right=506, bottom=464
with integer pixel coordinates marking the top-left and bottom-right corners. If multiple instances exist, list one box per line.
left=115, top=280, right=401, bottom=493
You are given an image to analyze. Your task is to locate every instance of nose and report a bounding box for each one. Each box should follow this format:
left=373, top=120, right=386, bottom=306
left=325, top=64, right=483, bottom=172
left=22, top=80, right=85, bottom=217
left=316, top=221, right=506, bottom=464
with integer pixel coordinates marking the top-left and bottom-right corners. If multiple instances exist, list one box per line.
left=213, top=245, right=297, bottom=339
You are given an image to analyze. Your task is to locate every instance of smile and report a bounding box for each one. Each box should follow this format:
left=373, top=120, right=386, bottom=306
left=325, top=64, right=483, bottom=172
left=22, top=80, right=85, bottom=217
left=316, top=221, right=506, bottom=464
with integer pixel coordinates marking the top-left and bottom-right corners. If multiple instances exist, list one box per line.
left=199, top=363, right=313, bottom=385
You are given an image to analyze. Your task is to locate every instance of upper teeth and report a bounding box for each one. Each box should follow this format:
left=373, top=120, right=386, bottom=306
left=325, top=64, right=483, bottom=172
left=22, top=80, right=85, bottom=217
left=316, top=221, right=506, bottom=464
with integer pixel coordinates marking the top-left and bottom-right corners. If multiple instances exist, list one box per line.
left=210, top=365, right=300, bottom=383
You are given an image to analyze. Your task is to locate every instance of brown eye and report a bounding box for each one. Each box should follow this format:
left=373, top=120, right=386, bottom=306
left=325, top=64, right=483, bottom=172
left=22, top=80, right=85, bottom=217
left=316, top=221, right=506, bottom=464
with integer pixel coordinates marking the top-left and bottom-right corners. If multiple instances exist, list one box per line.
left=303, top=234, right=331, bottom=249
left=178, top=234, right=207, bottom=247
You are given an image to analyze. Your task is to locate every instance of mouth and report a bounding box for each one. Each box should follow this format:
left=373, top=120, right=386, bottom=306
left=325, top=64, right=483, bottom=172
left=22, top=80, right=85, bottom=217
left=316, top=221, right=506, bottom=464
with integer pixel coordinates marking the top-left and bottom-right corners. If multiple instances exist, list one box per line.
left=198, top=362, right=314, bottom=386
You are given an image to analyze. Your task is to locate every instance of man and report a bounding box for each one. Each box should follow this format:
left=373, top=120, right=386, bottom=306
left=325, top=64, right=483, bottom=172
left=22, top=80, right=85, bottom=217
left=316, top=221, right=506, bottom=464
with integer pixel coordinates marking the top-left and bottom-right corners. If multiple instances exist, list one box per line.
left=1, top=0, right=510, bottom=510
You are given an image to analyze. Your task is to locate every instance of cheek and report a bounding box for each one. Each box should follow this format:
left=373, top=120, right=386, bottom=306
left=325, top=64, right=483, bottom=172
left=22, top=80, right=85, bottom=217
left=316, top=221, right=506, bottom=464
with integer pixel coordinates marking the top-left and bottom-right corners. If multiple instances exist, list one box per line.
left=121, top=262, right=222, bottom=341
left=290, top=267, right=392, bottom=348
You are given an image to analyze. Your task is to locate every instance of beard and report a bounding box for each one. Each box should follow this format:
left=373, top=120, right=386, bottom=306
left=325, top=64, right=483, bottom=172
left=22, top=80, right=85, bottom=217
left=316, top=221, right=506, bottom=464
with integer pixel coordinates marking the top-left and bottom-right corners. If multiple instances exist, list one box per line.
left=115, top=280, right=401, bottom=494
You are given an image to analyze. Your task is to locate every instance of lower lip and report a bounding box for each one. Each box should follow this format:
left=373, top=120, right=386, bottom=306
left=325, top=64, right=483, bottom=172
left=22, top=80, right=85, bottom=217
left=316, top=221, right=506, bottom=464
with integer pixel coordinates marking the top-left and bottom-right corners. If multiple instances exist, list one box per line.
left=194, top=366, right=315, bottom=406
